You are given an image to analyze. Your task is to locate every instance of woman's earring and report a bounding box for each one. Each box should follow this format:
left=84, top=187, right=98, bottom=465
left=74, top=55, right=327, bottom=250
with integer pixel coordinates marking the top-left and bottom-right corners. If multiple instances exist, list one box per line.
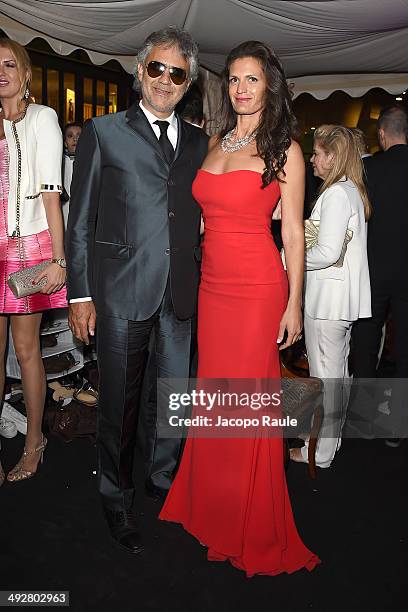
left=24, top=87, right=30, bottom=100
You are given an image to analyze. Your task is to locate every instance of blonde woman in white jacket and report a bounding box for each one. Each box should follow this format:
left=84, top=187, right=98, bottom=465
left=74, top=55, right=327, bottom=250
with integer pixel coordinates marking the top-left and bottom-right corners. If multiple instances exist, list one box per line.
left=290, top=125, right=371, bottom=468
left=0, top=39, right=67, bottom=482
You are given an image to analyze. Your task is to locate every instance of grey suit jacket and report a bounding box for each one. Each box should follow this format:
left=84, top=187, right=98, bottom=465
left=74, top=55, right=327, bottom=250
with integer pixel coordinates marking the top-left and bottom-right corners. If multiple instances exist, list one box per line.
left=66, top=103, right=208, bottom=321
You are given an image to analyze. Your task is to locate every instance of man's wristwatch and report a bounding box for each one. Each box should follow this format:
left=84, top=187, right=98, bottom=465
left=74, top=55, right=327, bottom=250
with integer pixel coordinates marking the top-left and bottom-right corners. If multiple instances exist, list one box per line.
left=51, top=258, right=66, bottom=268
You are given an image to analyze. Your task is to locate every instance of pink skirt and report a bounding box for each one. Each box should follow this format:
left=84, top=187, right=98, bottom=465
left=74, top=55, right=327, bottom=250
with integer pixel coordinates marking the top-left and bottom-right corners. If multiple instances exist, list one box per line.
left=0, top=229, right=67, bottom=314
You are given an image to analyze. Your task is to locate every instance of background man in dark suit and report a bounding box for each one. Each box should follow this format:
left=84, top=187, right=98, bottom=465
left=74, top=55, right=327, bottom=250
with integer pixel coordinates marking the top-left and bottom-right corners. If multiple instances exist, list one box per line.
left=66, top=27, right=208, bottom=554
left=350, top=106, right=408, bottom=446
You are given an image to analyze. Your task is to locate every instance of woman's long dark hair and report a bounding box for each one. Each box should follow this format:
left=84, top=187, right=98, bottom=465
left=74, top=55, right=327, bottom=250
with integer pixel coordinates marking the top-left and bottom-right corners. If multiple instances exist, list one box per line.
left=219, top=41, right=299, bottom=188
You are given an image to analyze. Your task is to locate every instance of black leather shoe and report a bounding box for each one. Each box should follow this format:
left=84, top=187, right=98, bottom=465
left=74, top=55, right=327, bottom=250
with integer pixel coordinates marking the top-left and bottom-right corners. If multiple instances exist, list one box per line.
left=145, top=480, right=168, bottom=502
left=104, top=509, right=144, bottom=554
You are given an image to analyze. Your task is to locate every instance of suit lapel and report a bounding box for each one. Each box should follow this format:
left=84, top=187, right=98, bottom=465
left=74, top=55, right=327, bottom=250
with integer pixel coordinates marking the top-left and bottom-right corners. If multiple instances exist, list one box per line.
left=174, top=115, right=191, bottom=162
left=125, top=103, right=165, bottom=163
left=125, top=104, right=192, bottom=166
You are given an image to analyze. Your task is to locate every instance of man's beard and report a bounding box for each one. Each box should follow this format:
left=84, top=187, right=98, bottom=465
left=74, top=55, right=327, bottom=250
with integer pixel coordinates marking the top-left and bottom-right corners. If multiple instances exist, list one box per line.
left=142, top=83, right=185, bottom=115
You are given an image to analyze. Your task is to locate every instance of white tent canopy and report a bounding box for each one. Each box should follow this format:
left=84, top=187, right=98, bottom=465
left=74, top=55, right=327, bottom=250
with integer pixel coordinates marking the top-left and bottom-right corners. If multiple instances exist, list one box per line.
left=1, top=0, right=408, bottom=99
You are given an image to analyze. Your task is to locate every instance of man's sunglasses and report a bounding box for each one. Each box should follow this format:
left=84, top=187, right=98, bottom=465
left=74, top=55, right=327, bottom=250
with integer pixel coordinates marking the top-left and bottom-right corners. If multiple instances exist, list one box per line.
left=146, top=61, right=187, bottom=85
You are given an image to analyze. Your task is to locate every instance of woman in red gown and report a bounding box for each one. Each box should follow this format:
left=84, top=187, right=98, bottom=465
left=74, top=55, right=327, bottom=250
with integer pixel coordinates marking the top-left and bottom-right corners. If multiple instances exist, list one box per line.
left=160, top=41, right=320, bottom=576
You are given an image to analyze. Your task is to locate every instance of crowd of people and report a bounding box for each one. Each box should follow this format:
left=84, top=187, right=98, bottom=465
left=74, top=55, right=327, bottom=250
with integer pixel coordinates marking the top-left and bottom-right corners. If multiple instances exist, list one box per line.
left=0, top=27, right=407, bottom=577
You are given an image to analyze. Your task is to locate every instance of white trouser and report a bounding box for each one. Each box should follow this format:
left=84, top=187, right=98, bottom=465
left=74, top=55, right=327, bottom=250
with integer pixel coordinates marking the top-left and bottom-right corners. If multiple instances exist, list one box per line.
left=302, top=313, right=353, bottom=468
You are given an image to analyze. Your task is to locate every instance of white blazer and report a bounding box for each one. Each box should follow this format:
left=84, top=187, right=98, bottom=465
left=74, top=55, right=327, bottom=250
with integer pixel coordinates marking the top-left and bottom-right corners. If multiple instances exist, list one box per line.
left=3, top=103, right=63, bottom=237
left=304, top=178, right=371, bottom=321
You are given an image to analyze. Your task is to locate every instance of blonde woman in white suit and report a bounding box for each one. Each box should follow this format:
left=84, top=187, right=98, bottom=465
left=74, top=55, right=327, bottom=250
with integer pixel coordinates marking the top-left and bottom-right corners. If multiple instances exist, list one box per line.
left=291, top=125, right=371, bottom=468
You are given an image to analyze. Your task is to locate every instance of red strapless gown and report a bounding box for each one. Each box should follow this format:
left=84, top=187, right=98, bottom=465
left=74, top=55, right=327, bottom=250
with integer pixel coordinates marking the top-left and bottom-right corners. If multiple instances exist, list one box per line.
left=159, top=169, right=320, bottom=576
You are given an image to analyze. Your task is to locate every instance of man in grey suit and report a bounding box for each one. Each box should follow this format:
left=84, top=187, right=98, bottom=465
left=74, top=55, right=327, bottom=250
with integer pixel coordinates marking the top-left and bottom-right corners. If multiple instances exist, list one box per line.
left=66, top=27, right=208, bottom=554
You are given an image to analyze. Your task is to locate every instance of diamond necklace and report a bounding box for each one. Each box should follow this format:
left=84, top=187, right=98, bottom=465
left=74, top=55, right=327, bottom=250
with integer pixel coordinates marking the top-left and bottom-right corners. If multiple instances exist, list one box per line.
left=221, top=128, right=257, bottom=153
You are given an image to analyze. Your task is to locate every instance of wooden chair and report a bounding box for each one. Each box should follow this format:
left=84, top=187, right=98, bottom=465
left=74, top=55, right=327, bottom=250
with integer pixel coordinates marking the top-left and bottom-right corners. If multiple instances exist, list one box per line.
left=281, top=352, right=324, bottom=479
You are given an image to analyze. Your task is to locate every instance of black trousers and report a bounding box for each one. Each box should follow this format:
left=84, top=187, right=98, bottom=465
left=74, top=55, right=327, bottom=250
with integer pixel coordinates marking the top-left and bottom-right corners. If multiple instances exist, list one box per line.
left=350, top=277, right=408, bottom=429
left=138, top=320, right=197, bottom=489
left=96, top=282, right=193, bottom=512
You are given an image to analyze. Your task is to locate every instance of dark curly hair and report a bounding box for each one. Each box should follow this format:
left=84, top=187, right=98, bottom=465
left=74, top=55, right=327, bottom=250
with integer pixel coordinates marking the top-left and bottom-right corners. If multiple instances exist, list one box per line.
left=219, top=41, right=299, bottom=188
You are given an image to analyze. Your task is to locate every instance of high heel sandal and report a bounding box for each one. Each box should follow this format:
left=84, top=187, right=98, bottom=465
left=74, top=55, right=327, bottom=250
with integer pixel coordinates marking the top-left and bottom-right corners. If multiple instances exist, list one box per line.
left=7, top=436, right=47, bottom=483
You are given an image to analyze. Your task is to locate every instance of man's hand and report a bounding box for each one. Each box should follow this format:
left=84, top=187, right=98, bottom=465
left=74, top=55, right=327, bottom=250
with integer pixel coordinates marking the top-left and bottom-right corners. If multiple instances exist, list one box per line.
left=68, top=301, right=97, bottom=345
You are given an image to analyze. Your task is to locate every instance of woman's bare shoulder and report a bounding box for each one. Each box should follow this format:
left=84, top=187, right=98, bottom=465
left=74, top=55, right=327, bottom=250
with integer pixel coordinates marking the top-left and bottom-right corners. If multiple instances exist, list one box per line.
left=286, top=139, right=304, bottom=160
left=281, top=140, right=305, bottom=177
